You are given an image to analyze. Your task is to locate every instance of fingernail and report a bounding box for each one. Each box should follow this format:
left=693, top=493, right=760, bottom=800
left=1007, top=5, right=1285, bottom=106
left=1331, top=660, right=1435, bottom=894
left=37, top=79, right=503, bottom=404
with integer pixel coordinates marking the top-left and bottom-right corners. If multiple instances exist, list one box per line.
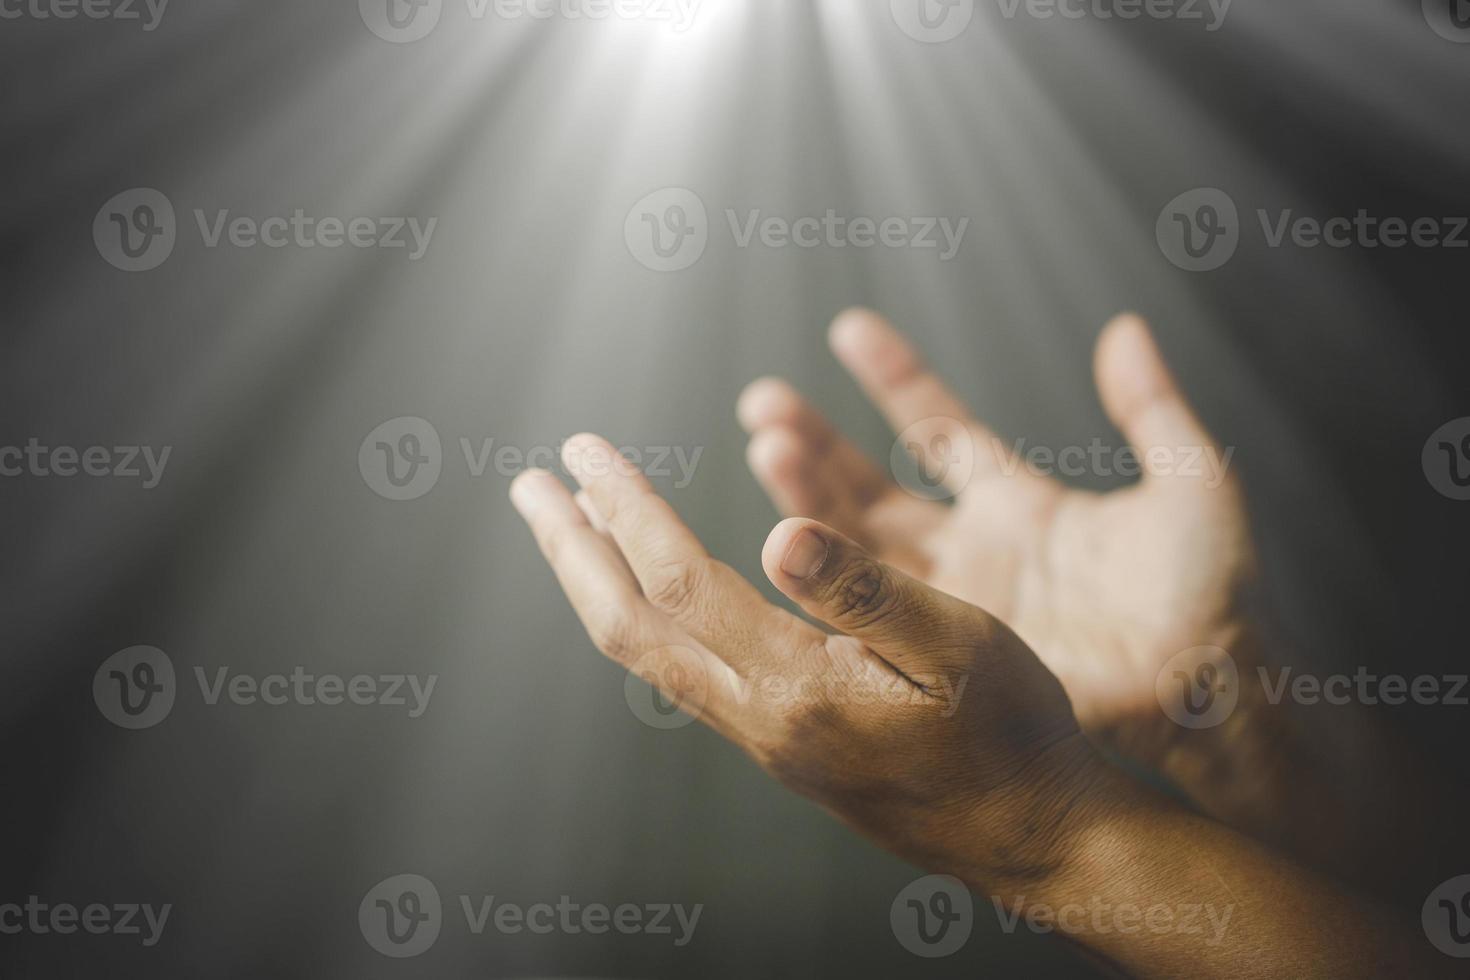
left=781, top=529, right=829, bottom=580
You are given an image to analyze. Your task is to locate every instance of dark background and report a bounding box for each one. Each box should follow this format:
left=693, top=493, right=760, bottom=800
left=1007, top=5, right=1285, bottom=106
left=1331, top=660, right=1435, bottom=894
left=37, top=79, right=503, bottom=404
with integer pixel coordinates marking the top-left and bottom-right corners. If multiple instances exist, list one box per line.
left=2, top=1, right=1467, bottom=976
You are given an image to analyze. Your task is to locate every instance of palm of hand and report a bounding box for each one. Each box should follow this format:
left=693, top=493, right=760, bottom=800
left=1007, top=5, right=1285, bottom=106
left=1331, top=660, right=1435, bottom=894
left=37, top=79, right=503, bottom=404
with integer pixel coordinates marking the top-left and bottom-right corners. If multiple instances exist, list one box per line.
left=740, top=310, right=1254, bottom=758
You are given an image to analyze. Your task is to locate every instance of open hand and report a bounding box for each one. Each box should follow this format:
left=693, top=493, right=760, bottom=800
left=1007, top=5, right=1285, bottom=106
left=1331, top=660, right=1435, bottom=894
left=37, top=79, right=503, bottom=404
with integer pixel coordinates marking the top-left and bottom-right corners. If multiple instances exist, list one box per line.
left=737, top=310, right=1256, bottom=768
left=511, top=436, right=1100, bottom=883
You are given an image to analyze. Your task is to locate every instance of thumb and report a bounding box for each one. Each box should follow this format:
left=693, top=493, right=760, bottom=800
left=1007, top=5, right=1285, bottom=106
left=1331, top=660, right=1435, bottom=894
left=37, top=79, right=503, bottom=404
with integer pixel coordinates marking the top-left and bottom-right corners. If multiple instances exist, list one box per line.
left=761, top=517, right=990, bottom=678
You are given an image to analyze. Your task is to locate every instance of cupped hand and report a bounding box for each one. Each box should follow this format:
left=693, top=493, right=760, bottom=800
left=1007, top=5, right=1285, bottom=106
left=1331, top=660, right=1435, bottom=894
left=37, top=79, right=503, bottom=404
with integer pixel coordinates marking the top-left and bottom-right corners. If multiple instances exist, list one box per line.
left=737, top=310, right=1256, bottom=767
left=511, top=436, right=1102, bottom=884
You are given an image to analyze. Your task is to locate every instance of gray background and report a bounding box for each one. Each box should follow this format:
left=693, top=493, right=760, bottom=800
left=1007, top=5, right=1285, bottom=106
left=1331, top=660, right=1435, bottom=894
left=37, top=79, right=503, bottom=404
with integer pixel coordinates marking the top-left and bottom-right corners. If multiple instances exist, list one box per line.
left=2, top=0, right=1468, bottom=976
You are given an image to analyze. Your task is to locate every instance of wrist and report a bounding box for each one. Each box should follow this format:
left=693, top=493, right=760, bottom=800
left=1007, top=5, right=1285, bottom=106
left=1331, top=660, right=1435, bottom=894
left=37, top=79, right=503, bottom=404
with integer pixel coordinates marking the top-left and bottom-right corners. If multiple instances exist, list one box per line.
left=949, top=732, right=1123, bottom=895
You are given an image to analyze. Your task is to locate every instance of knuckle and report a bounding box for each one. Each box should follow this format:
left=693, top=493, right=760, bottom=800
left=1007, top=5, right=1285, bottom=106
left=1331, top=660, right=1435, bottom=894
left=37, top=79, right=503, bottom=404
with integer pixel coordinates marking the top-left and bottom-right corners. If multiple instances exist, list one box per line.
left=825, top=559, right=898, bottom=628
left=586, top=610, right=639, bottom=664
left=643, top=556, right=707, bottom=618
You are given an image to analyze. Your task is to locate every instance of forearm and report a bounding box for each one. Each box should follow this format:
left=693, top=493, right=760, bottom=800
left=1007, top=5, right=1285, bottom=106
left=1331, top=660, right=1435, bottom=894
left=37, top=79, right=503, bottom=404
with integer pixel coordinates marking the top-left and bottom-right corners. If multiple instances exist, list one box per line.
left=968, top=761, right=1450, bottom=980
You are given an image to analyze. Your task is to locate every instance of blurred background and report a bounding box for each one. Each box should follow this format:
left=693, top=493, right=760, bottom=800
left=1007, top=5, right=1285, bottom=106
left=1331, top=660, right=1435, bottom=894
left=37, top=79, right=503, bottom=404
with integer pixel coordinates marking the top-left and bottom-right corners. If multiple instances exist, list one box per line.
left=2, top=0, right=1468, bottom=976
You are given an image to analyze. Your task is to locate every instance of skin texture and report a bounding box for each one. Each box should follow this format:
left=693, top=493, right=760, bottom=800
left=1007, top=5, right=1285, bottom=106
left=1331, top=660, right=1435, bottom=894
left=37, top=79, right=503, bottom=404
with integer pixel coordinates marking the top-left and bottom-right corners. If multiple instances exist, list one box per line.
left=737, top=309, right=1467, bottom=903
left=509, top=313, right=1458, bottom=977
left=737, top=309, right=1254, bottom=770
left=514, top=434, right=1094, bottom=883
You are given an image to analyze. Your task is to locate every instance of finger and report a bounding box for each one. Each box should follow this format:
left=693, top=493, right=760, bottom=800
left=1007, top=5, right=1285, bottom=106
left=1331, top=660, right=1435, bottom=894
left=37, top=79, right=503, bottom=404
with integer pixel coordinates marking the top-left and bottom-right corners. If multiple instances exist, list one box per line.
left=738, top=375, right=891, bottom=510
left=739, top=378, right=945, bottom=549
left=1093, top=314, right=1235, bottom=492
left=761, top=517, right=989, bottom=679
left=574, top=489, right=611, bottom=536
left=827, top=308, right=1016, bottom=487
left=745, top=425, right=943, bottom=577
left=574, top=488, right=634, bottom=576
left=513, top=469, right=638, bottom=598
left=511, top=469, right=742, bottom=732
left=745, top=425, right=837, bottom=521
left=562, top=434, right=823, bottom=671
